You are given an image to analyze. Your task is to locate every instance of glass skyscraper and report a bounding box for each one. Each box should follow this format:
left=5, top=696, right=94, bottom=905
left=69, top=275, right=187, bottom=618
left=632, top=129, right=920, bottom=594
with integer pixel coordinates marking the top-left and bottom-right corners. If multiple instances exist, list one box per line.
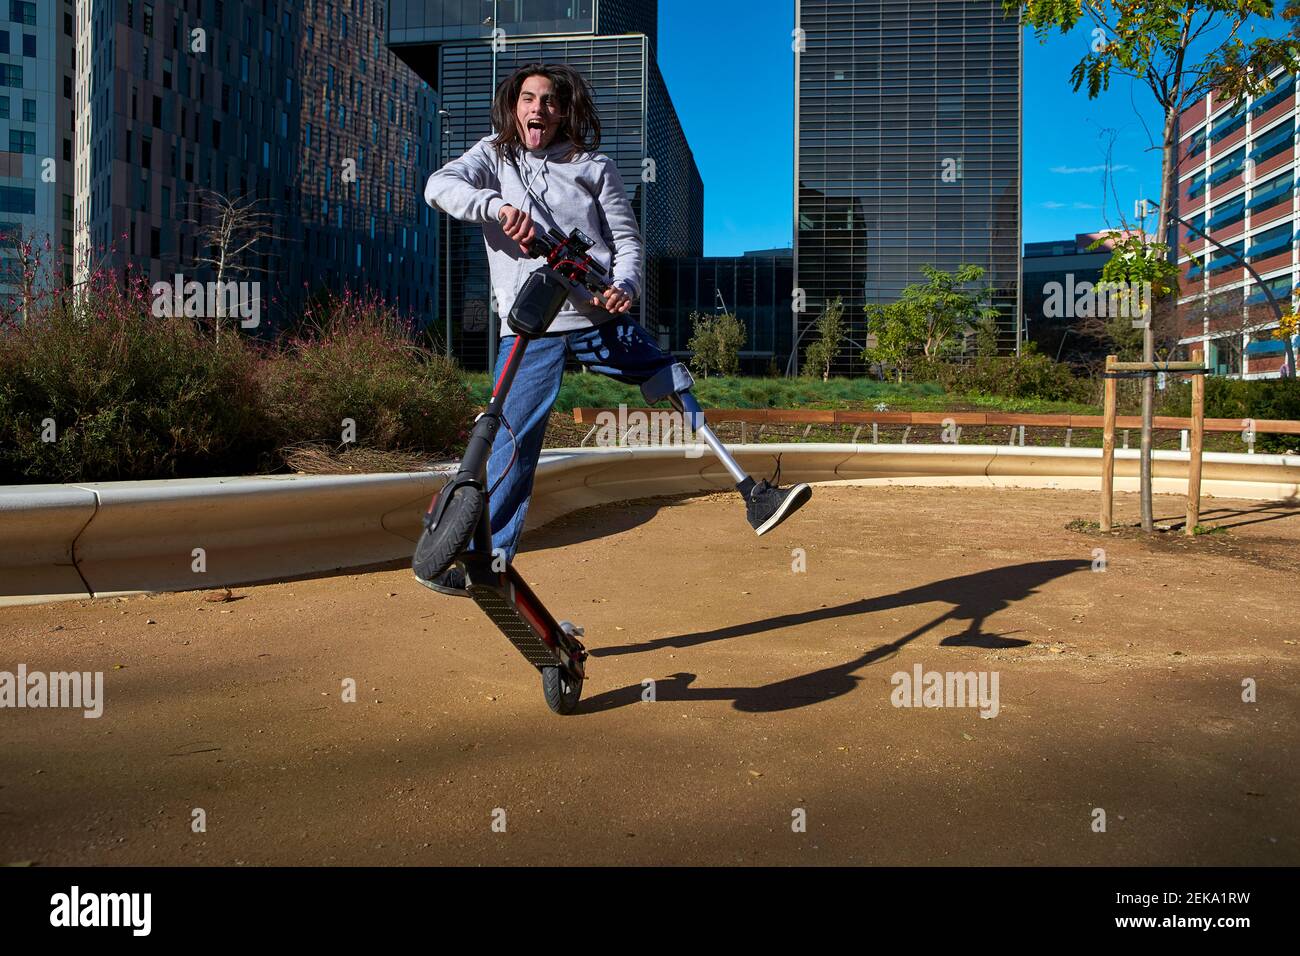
left=388, top=0, right=702, bottom=371
left=795, top=0, right=1022, bottom=374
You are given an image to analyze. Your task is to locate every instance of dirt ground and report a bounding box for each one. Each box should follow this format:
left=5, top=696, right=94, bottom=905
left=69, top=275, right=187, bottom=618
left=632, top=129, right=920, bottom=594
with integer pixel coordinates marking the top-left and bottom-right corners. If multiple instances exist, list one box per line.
left=1, top=486, right=1297, bottom=866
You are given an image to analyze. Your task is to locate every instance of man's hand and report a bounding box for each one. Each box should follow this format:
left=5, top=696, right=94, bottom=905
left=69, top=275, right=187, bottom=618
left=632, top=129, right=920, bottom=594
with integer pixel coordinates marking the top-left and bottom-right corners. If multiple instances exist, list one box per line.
left=497, top=205, right=535, bottom=254
left=593, top=286, right=633, bottom=314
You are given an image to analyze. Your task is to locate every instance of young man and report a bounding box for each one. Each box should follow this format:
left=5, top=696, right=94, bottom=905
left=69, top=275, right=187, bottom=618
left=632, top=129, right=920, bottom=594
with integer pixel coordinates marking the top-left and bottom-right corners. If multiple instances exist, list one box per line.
left=421, top=63, right=809, bottom=596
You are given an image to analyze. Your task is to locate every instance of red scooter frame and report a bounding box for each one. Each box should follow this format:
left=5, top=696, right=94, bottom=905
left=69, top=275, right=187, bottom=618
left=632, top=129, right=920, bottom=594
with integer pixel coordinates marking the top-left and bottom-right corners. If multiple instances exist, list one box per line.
left=414, top=224, right=614, bottom=714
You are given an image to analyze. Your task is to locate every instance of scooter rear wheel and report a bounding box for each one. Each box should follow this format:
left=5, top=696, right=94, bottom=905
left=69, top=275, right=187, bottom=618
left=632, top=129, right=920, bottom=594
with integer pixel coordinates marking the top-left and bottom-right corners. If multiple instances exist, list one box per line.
left=413, top=484, right=483, bottom=581
left=541, top=666, right=583, bottom=715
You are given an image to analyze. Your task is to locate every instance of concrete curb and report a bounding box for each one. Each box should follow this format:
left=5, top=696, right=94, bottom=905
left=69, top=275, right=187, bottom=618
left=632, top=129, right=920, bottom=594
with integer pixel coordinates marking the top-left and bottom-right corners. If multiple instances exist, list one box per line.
left=2, top=444, right=1296, bottom=607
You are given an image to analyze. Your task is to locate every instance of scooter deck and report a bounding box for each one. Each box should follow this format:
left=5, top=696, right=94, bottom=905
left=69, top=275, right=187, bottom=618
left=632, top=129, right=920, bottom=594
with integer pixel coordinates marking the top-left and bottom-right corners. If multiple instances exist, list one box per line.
left=463, top=563, right=586, bottom=677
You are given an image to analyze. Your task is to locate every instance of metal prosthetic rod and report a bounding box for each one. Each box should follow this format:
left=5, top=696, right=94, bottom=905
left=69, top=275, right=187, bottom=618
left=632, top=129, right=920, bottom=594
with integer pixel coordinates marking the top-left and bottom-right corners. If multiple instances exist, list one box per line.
left=669, top=389, right=749, bottom=484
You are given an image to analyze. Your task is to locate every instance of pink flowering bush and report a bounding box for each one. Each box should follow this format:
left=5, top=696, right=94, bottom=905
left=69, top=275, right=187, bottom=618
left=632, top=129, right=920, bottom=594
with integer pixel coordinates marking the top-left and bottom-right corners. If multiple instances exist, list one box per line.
left=1, top=256, right=473, bottom=483
left=261, top=288, right=473, bottom=460
left=0, top=258, right=270, bottom=482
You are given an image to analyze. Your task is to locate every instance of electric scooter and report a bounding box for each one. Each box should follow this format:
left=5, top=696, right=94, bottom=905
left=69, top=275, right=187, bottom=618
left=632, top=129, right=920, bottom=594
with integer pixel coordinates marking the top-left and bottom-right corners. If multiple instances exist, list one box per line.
left=414, top=220, right=809, bottom=714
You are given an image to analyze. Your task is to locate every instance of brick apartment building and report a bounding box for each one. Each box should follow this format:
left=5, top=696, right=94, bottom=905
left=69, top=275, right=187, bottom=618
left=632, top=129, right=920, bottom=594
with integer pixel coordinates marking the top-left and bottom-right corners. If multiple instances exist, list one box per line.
left=1175, top=68, right=1299, bottom=378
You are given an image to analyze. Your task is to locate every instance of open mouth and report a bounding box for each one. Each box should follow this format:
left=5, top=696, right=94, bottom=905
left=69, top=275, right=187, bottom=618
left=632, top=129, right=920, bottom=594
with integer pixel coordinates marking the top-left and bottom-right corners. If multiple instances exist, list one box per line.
left=525, top=119, right=548, bottom=147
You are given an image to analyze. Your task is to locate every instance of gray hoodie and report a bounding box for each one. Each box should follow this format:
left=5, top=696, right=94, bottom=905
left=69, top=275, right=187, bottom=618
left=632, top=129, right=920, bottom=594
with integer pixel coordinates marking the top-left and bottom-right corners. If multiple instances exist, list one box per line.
left=423, top=135, right=644, bottom=337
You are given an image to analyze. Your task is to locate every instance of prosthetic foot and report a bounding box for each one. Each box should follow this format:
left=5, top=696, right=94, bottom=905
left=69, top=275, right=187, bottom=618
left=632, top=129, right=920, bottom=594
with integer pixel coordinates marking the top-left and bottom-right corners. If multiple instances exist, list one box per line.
left=641, top=363, right=813, bottom=535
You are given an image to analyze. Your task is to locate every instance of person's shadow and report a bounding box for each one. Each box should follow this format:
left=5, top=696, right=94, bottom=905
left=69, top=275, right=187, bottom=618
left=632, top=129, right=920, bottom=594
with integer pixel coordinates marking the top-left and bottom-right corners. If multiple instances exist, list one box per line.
left=580, top=559, right=1089, bottom=714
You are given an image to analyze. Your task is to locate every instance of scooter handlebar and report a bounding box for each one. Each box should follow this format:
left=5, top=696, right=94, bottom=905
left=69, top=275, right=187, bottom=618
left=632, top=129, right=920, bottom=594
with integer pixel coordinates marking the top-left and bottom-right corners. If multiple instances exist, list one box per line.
left=497, top=210, right=614, bottom=298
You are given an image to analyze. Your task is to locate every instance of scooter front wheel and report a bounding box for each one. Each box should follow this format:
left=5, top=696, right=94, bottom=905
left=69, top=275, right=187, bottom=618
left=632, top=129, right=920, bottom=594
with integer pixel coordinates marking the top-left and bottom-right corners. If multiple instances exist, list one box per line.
left=541, top=666, right=583, bottom=715
left=413, top=484, right=483, bottom=581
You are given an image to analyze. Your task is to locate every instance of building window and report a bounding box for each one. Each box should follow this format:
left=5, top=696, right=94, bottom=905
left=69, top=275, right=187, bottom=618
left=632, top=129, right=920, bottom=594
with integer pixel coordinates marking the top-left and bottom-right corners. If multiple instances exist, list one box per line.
left=22, top=97, right=33, bottom=122
left=1250, top=118, right=1295, bottom=166
left=1246, top=271, right=1294, bottom=306
left=1246, top=222, right=1293, bottom=262
left=1246, top=170, right=1294, bottom=215
left=0, top=185, right=36, bottom=214
left=1207, top=240, right=1246, bottom=274
left=1207, top=194, right=1245, bottom=231
left=22, top=32, right=34, bottom=57
left=8, top=129, right=34, bottom=154
left=10, top=2, right=35, bottom=27
left=1209, top=146, right=1247, bottom=187
left=1251, top=73, right=1294, bottom=116
left=1210, top=336, right=1243, bottom=376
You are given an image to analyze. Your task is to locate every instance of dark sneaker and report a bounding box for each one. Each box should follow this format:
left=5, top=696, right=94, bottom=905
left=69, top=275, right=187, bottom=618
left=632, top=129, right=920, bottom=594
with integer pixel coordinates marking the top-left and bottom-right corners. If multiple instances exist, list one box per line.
left=415, top=565, right=469, bottom=597
left=743, top=478, right=813, bottom=535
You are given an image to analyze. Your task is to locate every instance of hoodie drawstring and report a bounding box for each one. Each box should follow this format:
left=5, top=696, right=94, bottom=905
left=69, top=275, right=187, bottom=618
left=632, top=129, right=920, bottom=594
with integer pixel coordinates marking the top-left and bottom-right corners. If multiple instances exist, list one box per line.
left=518, top=149, right=556, bottom=225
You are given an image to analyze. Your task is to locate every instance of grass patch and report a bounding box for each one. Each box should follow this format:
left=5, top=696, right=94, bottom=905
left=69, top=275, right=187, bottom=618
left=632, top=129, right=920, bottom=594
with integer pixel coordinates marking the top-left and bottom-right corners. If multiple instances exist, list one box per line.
left=464, top=372, right=1101, bottom=416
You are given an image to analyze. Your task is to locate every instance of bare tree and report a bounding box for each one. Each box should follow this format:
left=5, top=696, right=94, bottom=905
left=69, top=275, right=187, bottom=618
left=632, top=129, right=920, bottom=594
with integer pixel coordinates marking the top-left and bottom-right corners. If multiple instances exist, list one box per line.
left=0, top=227, right=59, bottom=328
left=185, top=189, right=285, bottom=341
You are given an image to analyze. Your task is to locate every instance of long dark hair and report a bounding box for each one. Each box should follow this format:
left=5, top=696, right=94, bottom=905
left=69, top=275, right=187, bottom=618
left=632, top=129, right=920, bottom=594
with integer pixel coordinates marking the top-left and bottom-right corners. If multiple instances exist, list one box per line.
left=490, top=63, right=601, bottom=164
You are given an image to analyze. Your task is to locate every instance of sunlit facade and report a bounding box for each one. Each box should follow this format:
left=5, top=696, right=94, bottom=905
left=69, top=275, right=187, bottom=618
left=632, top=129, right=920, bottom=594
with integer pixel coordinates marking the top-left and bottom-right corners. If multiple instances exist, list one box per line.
left=795, top=0, right=1022, bottom=374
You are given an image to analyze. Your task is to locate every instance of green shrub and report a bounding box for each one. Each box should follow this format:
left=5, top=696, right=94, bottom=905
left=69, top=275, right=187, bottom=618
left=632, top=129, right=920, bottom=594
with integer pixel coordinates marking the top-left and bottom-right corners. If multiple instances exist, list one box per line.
left=0, top=275, right=272, bottom=483
left=1148, top=376, right=1299, bottom=452
left=913, top=349, right=1095, bottom=404
left=260, top=291, right=473, bottom=458
left=687, top=311, right=745, bottom=378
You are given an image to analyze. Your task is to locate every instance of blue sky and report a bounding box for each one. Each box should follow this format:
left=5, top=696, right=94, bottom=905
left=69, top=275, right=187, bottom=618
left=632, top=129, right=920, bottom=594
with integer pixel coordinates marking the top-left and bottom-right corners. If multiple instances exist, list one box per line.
left=655, top=1, right=1287, bottom=256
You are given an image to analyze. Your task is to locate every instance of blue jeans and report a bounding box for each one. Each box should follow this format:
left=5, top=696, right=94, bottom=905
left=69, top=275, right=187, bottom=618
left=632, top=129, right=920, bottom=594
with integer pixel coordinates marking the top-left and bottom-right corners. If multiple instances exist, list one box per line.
left=472, top=318, right=690, bottom=565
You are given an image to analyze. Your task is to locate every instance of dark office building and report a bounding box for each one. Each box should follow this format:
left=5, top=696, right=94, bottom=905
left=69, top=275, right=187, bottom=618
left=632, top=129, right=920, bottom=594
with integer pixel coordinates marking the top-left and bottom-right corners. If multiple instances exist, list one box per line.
left=658, top=249, right=794, bottom=375
left=795, top=0, right=1022, bottom=375
left=1023, top=231, right=1130, bottom=366
left=73, top=0, right=437, bottom=333
left=388, top=0, right=703, bottom=372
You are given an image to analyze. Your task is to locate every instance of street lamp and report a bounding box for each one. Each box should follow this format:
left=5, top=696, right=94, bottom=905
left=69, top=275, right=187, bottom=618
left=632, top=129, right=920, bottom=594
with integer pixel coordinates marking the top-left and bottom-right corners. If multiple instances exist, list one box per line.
left=439, top=109, right=452, bottom=360
left=1143, top=197, right=1296, bottom=378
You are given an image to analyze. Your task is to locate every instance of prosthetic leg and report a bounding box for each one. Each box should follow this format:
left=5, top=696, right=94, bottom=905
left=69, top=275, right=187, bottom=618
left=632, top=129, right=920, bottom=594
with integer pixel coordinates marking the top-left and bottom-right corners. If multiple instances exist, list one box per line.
left=643, top=362, right=813, bottom=536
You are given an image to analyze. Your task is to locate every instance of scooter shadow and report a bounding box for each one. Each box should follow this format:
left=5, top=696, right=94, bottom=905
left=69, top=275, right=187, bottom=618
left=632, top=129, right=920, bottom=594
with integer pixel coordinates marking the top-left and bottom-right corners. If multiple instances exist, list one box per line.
left=578, top=559, right=1088, bottom=715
